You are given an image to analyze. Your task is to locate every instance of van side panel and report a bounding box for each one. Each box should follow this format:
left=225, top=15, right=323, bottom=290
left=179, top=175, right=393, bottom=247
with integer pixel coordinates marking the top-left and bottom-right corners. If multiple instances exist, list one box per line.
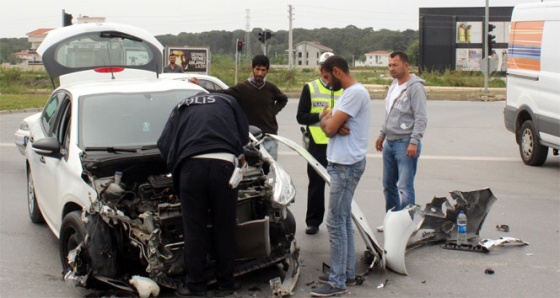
left=507, top=21, right=543, bottom=72
left=537, top=20, right=560, bottom=147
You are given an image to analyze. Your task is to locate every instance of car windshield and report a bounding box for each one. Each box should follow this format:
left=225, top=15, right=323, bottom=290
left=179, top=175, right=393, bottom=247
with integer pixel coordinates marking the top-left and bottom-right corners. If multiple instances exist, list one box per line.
left=79, top=90, right=198, bottom=148
left=54, top=31, right=153, bottom=68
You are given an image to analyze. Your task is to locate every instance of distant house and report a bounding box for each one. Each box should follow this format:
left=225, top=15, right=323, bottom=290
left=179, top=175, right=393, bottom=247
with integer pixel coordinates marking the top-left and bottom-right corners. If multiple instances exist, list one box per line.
left=293, top=41, right=333, bottom=67
left=357, top=50, right=390, bottom=67
left=13, top=28, right=54, bottom=65
left=14, top=16, right=106, bottom=67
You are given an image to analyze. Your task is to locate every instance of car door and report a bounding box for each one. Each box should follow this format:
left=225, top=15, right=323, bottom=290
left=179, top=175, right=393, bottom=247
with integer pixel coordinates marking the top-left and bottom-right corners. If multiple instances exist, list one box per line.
left=28, top=91, right=71, bottom=232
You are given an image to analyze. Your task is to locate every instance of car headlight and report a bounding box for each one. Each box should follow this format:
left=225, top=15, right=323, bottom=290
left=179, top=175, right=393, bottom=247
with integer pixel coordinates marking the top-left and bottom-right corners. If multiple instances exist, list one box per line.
left=270, top=162, right=296, bottom=207
left=19, top=121, right=29, bottom=131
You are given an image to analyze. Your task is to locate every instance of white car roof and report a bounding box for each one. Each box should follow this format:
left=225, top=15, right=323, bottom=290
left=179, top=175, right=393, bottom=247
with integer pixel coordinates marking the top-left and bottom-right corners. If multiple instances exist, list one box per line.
left=61, top=77, right=206, bottom=98
left=160, top=73, right=229, bottom=90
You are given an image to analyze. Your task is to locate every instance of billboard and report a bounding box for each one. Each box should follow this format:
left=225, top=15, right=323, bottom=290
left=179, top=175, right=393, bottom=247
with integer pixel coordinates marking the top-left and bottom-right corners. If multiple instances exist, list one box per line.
left=419, top=6, right=514, bottom=73
left=165, top=47, right=209, bottom=74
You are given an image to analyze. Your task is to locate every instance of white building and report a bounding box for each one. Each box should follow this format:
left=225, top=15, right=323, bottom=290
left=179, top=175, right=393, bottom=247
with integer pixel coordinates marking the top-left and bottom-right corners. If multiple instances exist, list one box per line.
left=293, top=41, right=333, bottom=67
left=356, top=50, right=390, bottom=67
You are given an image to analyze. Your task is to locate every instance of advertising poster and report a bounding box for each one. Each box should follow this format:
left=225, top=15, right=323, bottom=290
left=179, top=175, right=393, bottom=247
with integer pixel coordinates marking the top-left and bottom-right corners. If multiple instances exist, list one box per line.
left=167, top=47, right=209, bottom=74
left=456, top=22, right=483, bottom=44
left=456, top=21, right=511, bottom=44
left=456, top=48, right=483, bottom=71
left=456, top=48, right=508, bottom=73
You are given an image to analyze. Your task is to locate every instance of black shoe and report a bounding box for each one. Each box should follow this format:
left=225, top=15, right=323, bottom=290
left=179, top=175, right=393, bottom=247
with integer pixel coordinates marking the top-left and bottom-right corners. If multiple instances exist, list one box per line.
left=318, top=274, right=357, bottom=286
left=305, top=226, right=319, bottom=235
left=175, top=285, right=206, bottom=297
left=214, top=282, right=241, bottom=297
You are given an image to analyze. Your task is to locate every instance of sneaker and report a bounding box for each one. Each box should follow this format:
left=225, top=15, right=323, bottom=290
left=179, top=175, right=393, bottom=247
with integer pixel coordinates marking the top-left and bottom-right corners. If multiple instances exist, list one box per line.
left=175, top=285, right=206, bottom=297
left=376, top=225, right=384, bottom=232
left=318, top=274, right=356, bottom=286
left=214, top=281, right=241, bottom=297
left=306, top=226, right=319, bottom=235
left=310, top=283, right=346, bottom=297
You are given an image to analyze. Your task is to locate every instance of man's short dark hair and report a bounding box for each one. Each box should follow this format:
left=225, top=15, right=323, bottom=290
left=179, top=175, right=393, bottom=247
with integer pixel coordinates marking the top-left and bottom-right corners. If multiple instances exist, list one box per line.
left=252, top=55, right=270, bottom=69
left=390, top=51, right=409, bottom=64
left=169, top=53, right=176, bottom=57
left=321, top=55, right=349, bottom=74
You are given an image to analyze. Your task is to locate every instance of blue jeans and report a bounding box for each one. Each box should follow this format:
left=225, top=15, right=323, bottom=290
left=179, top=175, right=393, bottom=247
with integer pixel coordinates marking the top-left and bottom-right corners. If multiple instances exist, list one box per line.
left=262, top=139, right=278, bottom=160
left=382, top=138, right=421, bottom=212
left=326, top=158, right=366, bottom=289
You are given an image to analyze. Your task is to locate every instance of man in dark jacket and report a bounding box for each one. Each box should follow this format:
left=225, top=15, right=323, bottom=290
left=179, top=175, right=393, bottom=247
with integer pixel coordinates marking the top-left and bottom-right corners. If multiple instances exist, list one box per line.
left=220, top=55, right=287, bottom=160
left=158, top=93, right=249, bottom=297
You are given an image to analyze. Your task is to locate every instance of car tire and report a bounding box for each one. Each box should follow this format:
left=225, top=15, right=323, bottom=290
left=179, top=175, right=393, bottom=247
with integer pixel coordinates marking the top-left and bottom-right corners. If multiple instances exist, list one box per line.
left=27, top=166, right=44, bottom=223
left=284, top=209, right=296, bottom=235
left=518, top=120, right=548, bottom=166
left=60, top=211, right=90, bottom=280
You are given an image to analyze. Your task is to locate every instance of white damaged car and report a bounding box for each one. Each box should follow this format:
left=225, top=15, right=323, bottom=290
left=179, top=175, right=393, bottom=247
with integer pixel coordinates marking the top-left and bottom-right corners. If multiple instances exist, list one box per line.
left=21, top=22, right=300, bottom=297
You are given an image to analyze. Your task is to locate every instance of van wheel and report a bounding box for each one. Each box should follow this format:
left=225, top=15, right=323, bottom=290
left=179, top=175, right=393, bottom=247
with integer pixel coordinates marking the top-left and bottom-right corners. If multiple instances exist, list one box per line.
left=519, top=120, right=548, bottom=166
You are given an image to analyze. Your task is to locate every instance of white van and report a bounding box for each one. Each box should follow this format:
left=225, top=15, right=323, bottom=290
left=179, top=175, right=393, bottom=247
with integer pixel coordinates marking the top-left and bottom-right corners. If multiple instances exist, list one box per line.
left=504, top=1, right=560, bottom=166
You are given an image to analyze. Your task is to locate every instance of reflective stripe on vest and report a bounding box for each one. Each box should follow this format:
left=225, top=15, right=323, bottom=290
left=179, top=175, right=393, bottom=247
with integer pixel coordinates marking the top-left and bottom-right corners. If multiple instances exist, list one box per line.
left=308, top=79, right=342, bottom=144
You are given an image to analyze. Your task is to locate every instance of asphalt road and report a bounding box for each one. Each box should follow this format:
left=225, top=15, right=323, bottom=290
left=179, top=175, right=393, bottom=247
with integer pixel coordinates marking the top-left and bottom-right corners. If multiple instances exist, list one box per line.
left=1, top=99, right=559, bottom=298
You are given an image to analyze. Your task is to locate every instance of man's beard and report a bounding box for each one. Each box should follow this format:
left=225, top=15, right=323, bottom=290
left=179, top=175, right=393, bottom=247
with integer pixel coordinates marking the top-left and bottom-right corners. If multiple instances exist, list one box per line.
left=330, top=77, right=342, bottom=91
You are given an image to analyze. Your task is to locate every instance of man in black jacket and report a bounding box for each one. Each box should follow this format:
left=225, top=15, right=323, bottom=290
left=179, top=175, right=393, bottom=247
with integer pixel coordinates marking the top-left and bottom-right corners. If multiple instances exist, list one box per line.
left=158, top=93, right=249, bottom=297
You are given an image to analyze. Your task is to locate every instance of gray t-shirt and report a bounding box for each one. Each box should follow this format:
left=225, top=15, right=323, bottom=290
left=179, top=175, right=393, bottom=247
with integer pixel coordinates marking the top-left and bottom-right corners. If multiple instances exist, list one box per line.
left=327, top=83, right=371, bottom=165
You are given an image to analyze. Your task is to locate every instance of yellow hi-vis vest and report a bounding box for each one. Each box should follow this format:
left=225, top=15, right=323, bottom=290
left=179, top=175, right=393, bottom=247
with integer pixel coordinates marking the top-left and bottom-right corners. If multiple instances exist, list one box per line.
left=308, top=79, right=342, bottom=144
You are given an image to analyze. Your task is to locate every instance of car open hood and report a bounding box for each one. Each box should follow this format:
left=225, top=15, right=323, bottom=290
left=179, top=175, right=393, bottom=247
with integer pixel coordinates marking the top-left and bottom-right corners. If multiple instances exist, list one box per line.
left=37, top=23, right=164, bottom=81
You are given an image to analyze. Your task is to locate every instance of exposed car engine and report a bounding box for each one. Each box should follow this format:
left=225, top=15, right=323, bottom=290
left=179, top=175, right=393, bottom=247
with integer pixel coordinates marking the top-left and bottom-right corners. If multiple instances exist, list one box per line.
left=64, top=141, right=298, bottom=295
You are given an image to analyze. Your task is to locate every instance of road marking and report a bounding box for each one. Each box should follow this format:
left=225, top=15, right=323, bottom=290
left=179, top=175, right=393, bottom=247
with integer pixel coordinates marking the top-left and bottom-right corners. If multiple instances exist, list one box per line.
left=0, top=143, right=15, bottom=147
left=279, top=151, right=519, bottom=162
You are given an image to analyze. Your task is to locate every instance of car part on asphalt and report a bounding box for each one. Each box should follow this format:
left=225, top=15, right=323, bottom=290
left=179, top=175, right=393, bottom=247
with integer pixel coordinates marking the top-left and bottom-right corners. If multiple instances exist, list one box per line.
left=441, top=242, right=490, bottom=253
left=479, top=237, right=529, bottom=250
left=496, top=224, right=510, bottom=232
left=383, top=206, right=424, bottom=275
left=407, top=188, right=498, bottom=248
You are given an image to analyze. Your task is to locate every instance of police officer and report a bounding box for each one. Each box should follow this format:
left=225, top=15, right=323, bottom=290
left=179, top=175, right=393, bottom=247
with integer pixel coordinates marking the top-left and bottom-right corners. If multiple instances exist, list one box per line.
left=296, top=52, right=343, bottom=235
left=158, top=93, right=249, bottom=297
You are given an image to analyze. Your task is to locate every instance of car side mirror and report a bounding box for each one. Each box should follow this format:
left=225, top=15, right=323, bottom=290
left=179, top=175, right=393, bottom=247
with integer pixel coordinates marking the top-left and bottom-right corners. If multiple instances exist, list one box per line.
left=32, top=137, right=62, bottom=159
left=249, top=125, right=263, bottom=140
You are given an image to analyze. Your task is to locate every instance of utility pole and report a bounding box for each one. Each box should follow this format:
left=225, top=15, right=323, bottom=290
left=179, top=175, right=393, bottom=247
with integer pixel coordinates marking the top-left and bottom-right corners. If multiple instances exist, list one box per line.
left=288, top=5, right=294, bottom=68
left=245, top=9, right=251, bottom=61
left=484, top=0, right=490, bottom=94
left=235, top=38, right=239, bottom=84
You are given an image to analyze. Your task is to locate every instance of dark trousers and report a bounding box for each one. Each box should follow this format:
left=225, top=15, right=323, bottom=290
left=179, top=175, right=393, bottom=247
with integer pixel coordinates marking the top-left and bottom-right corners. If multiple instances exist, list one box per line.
left=179, top=158, right=237, bottom=292
left=305, top=140, right=328, bottom=228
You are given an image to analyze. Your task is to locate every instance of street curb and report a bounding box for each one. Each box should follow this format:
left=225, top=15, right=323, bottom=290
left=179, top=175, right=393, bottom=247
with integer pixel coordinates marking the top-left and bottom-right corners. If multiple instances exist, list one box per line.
left=0, top=108, right=42, bottom=115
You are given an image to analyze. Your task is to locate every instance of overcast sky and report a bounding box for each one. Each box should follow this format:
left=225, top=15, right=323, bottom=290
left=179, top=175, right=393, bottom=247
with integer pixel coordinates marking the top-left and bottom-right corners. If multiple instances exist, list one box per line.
left=1, top=0, right=540, bottom=38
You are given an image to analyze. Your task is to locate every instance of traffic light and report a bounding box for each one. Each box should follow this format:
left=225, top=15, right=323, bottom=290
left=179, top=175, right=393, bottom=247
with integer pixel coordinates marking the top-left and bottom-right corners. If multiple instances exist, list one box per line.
left=258, top=32, right=264, bottom=43
left=237, top=41, right=243, bottom=52
left=487, top=24, right=496, bottom=54
left=63, top=10, right=73, bottom=27
left=265, top=31, right=272, bottom=40
left=487, top=34, right=496, bottom=53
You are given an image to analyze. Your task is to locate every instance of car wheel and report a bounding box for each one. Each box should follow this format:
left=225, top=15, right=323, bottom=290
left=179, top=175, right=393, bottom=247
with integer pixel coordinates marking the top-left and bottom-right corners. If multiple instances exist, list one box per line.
left=284, top=209, right=296, bottom=235
left=27, top=167, right=44, bottom=223
left=519, top=120, right=548, bottom=166
left=270, top=209, right=296, bottom=249
left=60, top=211, right=90, bottom=278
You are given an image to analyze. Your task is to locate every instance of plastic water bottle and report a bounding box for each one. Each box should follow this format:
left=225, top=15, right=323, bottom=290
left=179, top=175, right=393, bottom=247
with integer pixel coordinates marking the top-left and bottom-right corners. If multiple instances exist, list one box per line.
left=457, top=210, right=468, bottom=245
